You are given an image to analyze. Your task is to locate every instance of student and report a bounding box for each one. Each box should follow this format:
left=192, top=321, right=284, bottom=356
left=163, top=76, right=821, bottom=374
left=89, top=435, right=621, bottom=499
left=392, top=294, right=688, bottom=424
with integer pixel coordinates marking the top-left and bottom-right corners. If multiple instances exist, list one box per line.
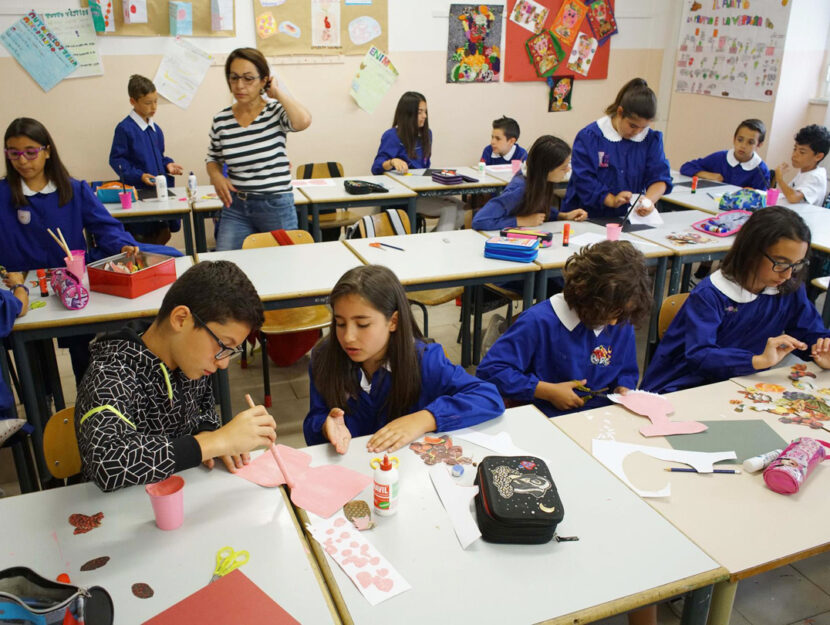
left=304, top=264, right=504, bottom=453
left=642, top=207, right=830, bottom=394
left=0, top=273, right=28, bottom=418
left=472, top=135, right=587, bottom=230
left=75, top=261, right=276, bottom=492
left=207, top=47, right=312, bottom=251
left=775, top=124, right=830, bottom=205
left=476, top=240, right=650, bottom=418
left=109, top=74, right=184, bottom=245
left=371, top=91, right=464, bottom=231
left=480, top=116, right=528, bottom=166
left=679, top=118, right=770, bottom=189
left=562, top=77, right=672, bottom=219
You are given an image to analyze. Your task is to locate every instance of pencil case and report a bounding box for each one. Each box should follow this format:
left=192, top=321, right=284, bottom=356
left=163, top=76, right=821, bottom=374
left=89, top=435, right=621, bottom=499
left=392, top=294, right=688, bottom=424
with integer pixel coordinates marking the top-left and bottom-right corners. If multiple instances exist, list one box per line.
left=50, top=268, right=90, bottom=310
left=763, top=437, right=829, bottom=495
left=691, top=210, right=751, bottom=237
left=500, top=227, right=553, bottom=248
left=718, top=188, right=765, bottom=211
left=344, top=179, right=389, bottom=195
left=431, top=170, right=478, bottom=185
left=95, top=181, right=138, bottom=204
left=484, top=236, right=539, bottom=263
left=474, top=456, right=564, bottom=544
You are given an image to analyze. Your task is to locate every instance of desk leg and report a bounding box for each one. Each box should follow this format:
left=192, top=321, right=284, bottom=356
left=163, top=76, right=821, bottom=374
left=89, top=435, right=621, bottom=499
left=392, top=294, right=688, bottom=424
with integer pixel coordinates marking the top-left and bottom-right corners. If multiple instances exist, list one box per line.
left=645, top=257, right=668, bottom=368
left=407, top=197, right=417, bottom=233
left=312, top=204, right=322, bottom=242
left=705, top=580, right=737, bottom=625
left=473, top=286, right=483, bottom=365
left=461, top=287, right=472, bottom=368
left=298, top=204, right=309, bottom=233
left=681, top=584, right=713, bottom=625
left=522, top=271, right=534, bottom=310
left=11, top=334, right=49, bottom=483
left=535, top=269, right=548, bottom=303
left=182, top=213, right=194, bottom=257
left=668, top=256, right=683, bottom=295
left=680, top=263, right=693, bottom=293
left=214, top=369, right=232, bottom=424
left=194, top=212, right=207, bottom=254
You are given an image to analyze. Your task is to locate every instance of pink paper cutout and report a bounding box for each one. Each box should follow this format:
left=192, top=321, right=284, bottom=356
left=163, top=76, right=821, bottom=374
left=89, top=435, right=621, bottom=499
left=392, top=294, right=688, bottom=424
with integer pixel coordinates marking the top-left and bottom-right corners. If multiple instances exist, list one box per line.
left=234, top=445, right=310, bottom=487
left=356, top=571, right=373, bottom=588
left=353, top=517, right=372, bottom=531
left=611, top=391, right=708, bottom=437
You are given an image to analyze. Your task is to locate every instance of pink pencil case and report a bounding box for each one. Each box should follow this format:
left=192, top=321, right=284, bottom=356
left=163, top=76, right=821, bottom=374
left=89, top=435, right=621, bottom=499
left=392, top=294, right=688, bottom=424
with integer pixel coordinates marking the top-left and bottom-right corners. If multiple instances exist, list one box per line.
left=50, top=268, right=89, bottom=310
left=763, top=437, right=829, bottom=495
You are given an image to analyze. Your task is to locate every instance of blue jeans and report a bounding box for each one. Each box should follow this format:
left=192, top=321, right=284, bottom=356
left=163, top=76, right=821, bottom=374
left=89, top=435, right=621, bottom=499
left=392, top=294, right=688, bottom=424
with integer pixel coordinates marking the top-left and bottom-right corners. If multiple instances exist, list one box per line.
left=215, top=191, right=298, bottom=251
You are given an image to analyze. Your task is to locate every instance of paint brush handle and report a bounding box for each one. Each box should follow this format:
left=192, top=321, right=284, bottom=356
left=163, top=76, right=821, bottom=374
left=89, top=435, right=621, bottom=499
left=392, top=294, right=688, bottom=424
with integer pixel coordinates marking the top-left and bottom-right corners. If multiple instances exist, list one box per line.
left=244, top=393, right=295, bottom=489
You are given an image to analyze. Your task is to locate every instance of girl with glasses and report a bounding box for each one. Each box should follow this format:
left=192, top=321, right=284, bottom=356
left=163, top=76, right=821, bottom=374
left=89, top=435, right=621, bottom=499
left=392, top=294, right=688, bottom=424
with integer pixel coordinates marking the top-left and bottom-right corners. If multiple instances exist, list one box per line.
left=643, top=206, right=830, bottom=394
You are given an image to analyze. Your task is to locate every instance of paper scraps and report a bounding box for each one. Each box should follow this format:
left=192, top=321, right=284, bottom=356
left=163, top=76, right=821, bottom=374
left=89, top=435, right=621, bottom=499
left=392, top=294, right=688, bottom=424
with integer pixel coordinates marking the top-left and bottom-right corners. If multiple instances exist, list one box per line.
left=730, top=367, right=830, bottom=430
left=408, top=435, right=472, bottom=466
left=566, top=33, right=598, bottom=76
left=666, top=231, right=711, bottom=245
left=586, top=0, right=618, bottom=44
left=344, top=500, right=374, bottom=531
left=68, top=512, right=104, bottom=534
left=525, top=30, right=565, bottom=78
left=447, top=4, right=503, bottom=83
left=551, top=0, right=588, bottom=47
left=132, top=582, right=154, bottom=598
left=510, top=0, right=549, bottom=34
left=80, top=556, right=110, bottom=571
left=608, top=390, right=707, bottom=437
left=307, top=512, right=411, bottom=606
left=548, top=76, right=573, bottom=112
left=428, top=465, right=480, bottom=549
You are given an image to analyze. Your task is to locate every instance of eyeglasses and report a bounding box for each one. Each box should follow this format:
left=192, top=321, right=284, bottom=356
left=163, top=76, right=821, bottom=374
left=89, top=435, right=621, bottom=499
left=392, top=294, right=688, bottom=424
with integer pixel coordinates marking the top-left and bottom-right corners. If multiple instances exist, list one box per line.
left=5, top=146, right=47, bottom=161
left=191, top=310, right=245, bottom=360
left=764, top=252, right=809, bottom=274
left=228, top=74, right=260, bottom=85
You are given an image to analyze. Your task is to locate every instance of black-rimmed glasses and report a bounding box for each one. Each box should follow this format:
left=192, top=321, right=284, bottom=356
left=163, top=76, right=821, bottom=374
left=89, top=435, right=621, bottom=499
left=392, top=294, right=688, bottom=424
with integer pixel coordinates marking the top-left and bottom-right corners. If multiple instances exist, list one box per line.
left=228, top=74, right=260, bottom=85
left=764, top=252, right=809, bottom=274
left=192, top=311, right=245, bottom=360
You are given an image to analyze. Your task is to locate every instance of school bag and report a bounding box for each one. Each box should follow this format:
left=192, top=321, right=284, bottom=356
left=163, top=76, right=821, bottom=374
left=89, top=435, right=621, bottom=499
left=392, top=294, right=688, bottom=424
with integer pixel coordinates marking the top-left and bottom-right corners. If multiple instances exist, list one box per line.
left=718, top=188, right=765, bottom=212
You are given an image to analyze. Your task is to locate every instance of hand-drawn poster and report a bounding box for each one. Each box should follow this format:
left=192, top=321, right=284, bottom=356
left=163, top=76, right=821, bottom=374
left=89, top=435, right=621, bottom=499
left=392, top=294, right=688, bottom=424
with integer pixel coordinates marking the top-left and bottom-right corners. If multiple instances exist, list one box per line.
left=549, top=75, right=573, bottom=111
left=43, top=8, right=103, bottom=78
left=350, top=46, right=398, bottom=113
left=525, top=30, right=564, bottom=78
left=510, top=0, right=549, bottom=34
left=153, top=37, right=212, bottom=109
left=447, top=4, right=503, bottom=83
left=674, top=0, right=791, bottom=102
left=550, top=0, right=587, bottom=48
left=586, top=0, right=617, bottom=44
left=0, top=11, right=78, bottom=92
left=312, top=0, right=341, bottom=48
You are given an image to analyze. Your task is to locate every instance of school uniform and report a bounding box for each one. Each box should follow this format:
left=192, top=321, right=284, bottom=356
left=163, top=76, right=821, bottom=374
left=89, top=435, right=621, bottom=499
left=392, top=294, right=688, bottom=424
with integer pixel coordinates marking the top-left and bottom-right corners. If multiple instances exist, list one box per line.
left=642, top=270, right=830, bottom=394
left=304, top=341, right=504, bottom=445
left=562, top=115, right=672, bottom=218
left=370, top=128, right=431, bottom=174
left=476, top=294, right=639, bottom=418
left=472, top=174, right=558, bottom=230
left=790, top=166, right=828, bottom=205
left=0, top=290, right=22, bottom=417
left=679, top=149, right=770, bottom=190
left=480, top=143, right=528, bottom=166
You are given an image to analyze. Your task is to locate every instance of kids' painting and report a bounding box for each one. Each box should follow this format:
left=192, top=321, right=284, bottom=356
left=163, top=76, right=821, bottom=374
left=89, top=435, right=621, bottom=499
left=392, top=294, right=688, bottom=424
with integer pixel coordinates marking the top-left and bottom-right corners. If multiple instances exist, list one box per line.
left=566, top=32, right=597, bottom=76
left=548, top=76, right=573, bottom=112
left=586, top=0, right=618, bottom=44
left=447, top=4, right=503, bottom=83
left=509, top=0, right=549, bottom=35
left=525, top=30, right=564, bottom=78
left=550, top=0, right=588, bottom=47
left=311, top=0, right=340, bottom=48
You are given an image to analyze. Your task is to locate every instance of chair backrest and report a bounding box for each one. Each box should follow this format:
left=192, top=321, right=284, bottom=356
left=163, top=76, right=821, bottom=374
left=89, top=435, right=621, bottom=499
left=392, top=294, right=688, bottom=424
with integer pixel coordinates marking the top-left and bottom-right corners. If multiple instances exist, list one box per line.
left=296, top=162, right=344, bottom=179
left=353, top=209, right=411, bottom=239
left=43, top=406, right=81, bottom=480
left=658, top=293, right=690, bottom=339
left=242, top=230, right=314, bottom=249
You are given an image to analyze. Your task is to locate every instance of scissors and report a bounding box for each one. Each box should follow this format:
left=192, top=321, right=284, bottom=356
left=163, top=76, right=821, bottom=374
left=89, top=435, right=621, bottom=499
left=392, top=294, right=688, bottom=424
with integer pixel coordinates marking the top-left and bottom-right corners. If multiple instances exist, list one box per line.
left=211, top=546, right=249, bottom=583
left=574, top=383, right=609, bottom=400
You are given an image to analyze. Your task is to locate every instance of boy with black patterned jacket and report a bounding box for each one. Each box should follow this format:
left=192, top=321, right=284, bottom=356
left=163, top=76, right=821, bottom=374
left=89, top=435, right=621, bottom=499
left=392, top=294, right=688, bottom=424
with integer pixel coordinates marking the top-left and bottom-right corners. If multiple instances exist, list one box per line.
left=75, top=261, right=275, bottom=492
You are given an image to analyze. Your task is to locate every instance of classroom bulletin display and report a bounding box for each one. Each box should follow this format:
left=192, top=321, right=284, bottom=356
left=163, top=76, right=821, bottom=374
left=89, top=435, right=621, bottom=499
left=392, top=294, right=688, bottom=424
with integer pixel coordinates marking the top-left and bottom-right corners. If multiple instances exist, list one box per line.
left=80, top=0, right=236, bottom=37
left=253, top=0, right=388, bottom=57
left=674, top=0, right=791, bottom=102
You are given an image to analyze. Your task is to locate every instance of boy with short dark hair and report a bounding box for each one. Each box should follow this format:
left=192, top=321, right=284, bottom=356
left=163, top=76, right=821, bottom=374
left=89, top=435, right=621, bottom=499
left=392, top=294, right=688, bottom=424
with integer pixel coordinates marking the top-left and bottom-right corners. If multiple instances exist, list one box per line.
left=76, top=261, right=275, bottom=492
left=776, top=124, right=830, bottom=205
left=480, top=115, right=528, bottom=166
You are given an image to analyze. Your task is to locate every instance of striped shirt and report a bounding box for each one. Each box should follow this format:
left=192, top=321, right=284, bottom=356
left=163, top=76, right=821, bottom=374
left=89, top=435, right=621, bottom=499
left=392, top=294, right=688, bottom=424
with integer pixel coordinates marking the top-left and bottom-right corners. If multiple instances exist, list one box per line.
left=206, top=100, right=294, bottom=193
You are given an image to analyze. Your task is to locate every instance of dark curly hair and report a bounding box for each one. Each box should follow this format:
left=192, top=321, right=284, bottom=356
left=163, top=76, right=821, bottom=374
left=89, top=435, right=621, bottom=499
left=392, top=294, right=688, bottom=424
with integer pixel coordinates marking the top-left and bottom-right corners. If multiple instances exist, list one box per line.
left=794, top=124, right=830, bottom=159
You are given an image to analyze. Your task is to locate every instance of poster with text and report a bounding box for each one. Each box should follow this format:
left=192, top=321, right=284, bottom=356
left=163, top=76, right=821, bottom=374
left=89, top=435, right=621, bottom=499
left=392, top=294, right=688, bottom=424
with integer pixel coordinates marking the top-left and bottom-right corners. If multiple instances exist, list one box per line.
left=153, top=37, right=213, bottom=109
left=43, top=8, right=103, bottom=78
left=0, top=11, right=78, bottom=92
left=447, top=4, right=503, bottom=83
left=349, top=46, right=398, bottom=113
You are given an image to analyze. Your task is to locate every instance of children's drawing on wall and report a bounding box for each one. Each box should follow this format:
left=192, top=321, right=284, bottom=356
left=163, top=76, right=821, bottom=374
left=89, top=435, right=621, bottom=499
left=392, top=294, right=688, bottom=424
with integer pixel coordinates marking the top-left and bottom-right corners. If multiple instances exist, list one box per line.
left=348, top=15, right=381, bottom=45
left=551, top=0, right=587, bottom=47
left=510, top=0, right=549, bottom=35
left=447, top=4, right=503, bottom=83
left=525, top=30, right=564, bottom=78
left=312, top=0, right=340, bottom=48
left=586, top=0, right=617, bottom=44
left=256, top=12, right=278, bottom=39
left=548, top=76, right=573, bottom=112
left=566, top=32, right=597, bottom=76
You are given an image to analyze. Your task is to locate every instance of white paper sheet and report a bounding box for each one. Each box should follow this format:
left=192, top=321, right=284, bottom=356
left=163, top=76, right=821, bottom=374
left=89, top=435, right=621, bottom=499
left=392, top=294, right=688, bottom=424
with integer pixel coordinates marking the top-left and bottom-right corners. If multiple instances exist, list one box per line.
left=567, top=232, right=606, bottom=248
left=42, top=8, right=103, bottom=78
left=452, top=429, right=550, bottom=466
left=628, top=208, right=664, bottom=227
left=153, top=37, right=212, bottom=109
left=428, top=465, right=480, bottom=549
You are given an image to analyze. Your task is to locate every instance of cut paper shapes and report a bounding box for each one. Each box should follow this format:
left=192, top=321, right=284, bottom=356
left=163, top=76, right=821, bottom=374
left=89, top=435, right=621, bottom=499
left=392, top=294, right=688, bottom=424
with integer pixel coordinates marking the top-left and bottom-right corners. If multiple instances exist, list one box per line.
left=592, top=438, right=737, bottom=497
left=408, top=435, right=472, bottom=466
left=344, top=500, right=374, bottom=531
left=68, top=511, right=104, bottom=534
left=211, top=0, right=234, bottom=31
left=731, top=368, right=830, bottom=430
left=548, top=75, right=573, bottom=112
left=447, top=4, right=503, bottom=83
left=429, top=464, right=480, bottom=549
left=131, top=582, right=154, bottom=598
left=279, top=21, right=301, bottom=38
left=586, top=0, right=618, bottom=44
left=510, top=0, right=549, bottom=34
left=550, top=0, right=588, bottom=47
left=348, top=16, right=381, bottom=45
left=666, top=231, right=711, bottom=245
left=256, top=13, right=278, bottom=39
left=567, top=33, right=598, bottom=76
left=667, top=420, right=787, bottom=464
left=525, top=30, right=564, bottom=78
left=169, top=1, right=193, bottom=37
left=80, top=556, right=110, bottom=571
left=608, top=390, right=708, bottom=437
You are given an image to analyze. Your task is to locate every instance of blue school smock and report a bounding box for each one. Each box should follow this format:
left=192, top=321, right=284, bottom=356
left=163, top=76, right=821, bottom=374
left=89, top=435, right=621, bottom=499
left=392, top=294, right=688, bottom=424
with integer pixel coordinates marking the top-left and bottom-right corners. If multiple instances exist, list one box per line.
left=471, top=174, right=559, bottom=230
left=0, top=290, right=22, bottom=415
left=476, top=294, right=639, bottom=418
left=303, top=341, right=504, bottom=445
left=0, top=179, right=137, bottom=271
left=679, top=150, right=770, bottom=190
left=641, top=271, right=830, bottom=394
left=480, top=144, right=528, bottom=166
left=370, top=128, right=432, bottom=174
left=109, top=114, right=174, bottom=189
left=562, top=116, right=672, bottom=219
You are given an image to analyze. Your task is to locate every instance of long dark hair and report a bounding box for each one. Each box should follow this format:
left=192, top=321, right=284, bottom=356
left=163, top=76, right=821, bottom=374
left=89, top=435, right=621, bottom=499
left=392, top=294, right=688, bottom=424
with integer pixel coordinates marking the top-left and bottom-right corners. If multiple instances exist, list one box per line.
left=604, top=77, right=657, bottom=120
left=721, top=206, right=811, bottom=295
left=4, top=118, right=73, bottom=208
left=514, top=135, right=571, bottom=217
left=392, top=91, right=431, bottom=162
left=312, top=265, right=424, bottom=421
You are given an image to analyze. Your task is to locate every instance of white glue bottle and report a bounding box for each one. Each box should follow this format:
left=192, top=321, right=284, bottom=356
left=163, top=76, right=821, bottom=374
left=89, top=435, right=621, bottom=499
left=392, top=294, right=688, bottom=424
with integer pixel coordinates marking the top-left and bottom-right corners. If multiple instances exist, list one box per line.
left=371, top=454, right=399, bottom=516
left=743, top=449, right=783, bottom=473
left=155, top=172, right=167, bottom=200
left=187, top=171, right=198, bottom=200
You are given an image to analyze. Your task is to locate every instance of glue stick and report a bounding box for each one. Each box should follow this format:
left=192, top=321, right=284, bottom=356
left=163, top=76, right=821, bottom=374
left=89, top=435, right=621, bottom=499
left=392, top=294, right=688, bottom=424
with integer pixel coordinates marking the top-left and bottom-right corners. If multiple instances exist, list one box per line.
left=371, top=454, right=399, bottom=516
left=743, top=449, right=783, bottom=473
left=562, top=223, right=570, bottom=247
left=36, top=269, right=48, bottom=297
left=691, top=175, right=699, bottom=194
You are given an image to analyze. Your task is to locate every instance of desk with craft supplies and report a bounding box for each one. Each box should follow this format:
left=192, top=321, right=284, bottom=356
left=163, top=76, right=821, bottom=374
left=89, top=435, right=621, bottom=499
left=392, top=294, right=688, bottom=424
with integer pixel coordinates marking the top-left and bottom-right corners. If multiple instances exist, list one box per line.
left=105, top=187, right=196, bottom=256
left=292, top=405, right=724, bottom=625
left=660, top=172, right=740, bottom=215
left=0, top=461, right=340, bottom=624
left=385, top=166, right=507, bottom=199
left=550, top=370, right=830, bottom=625
left=479, top=163, right=518, bottom=183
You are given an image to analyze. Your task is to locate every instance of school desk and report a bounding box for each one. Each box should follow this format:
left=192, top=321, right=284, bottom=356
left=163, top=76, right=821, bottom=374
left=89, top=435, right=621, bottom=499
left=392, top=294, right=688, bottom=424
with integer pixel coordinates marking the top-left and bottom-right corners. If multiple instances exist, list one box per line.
left=294, top=405, right=724, bottom=625
left=105, top=187, right=195, bottom=256
left=10, top=257, right=194, bottom=485
left=385, top=166, right=507, bottom=198
left=295, top=175, right=418, bottom=242
left=551, top=376, right=830, bottom=625
left=0, top=460, right=340, bottom=624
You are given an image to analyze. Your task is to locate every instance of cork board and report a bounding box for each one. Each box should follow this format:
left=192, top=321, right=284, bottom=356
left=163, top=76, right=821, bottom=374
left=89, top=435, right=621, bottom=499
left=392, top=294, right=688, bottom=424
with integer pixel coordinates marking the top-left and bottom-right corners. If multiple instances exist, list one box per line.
left=80, top=0, right=236, bottom=37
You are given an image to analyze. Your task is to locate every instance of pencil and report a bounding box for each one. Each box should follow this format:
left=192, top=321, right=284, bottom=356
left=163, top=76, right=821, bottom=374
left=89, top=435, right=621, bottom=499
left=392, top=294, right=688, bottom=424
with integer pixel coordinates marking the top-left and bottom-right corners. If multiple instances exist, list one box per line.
left=664, top=467, right=741, bottom=474
left=379, top=242, right=405, bottom=251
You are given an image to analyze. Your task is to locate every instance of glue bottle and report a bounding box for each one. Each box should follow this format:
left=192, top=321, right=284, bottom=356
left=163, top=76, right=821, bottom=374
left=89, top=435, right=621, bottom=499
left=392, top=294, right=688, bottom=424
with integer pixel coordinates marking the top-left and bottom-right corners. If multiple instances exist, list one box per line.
left=743, top=449, right=783, bottom=473
left=371, top=454, right=399, bottom=516
left=187, top=171, right=198, bottom=200
left=478, top=160, right=485, bottom=176
left=155, top=172, right=167, bottom=200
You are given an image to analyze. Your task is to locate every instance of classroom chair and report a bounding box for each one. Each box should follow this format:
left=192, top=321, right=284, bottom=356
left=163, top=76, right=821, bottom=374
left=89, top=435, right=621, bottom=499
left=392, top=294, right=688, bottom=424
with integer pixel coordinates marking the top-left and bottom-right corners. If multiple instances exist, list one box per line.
left=43, top=406, right=81, bottom=482
left=658, top=293, right=690, bottom=340
left=296, top=162, right=360, bottom=240
left=242, top=231, right=331, bottom=407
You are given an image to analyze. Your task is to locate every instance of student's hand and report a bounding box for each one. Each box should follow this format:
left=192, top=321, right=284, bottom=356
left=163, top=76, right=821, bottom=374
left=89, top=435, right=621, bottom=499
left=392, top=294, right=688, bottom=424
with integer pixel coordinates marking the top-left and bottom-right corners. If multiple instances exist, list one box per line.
left=559, top=208, right=588, bottom=222
left=605, top=191, right=632, bottom=208
left=3, top=272, right=25, bottom=290
left=121, top=245, right=140, bottom=257
left=210, top=173, right=237, bottom=208
left=167, top=162, right=184, bottom=176
left=517, top=212, right=546, bottom=227
left=202, top=453, right=250, bottom=472
left=367, top=410, right=436, bottom=453
left=697, top=172, right=724, bottom=182
left=811, top=337, right=830, bottom=369
left=386, top=158, right=409, bottom=174
left=752, top=334, right=807, bottom=370
left=323, top=408, right=351, bottom=454
left=200, top=404, right=276, bottom=461
left=537, top=380, right=586, bottom=411
left=633, top=196, right=654, bottom=216
left=141, top=173, right=155, bottom=187
left=775, top=163, right=791, bottom=184
left=614, top=386, right=630, bottom=395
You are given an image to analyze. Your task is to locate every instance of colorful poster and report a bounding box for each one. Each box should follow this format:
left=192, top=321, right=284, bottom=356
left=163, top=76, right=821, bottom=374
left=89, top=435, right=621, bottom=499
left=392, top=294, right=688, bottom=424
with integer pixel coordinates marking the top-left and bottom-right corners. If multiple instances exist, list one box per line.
left=348, top=16, right=381, bottom=45
left=153, top=37, right=212, bottom=109
left=549, top=75, right=573, bottom=111
left=123, top=0, right=148, bottom=24
left=349, top=46, right=398, bottom=113
left=525, top=30, right=564, bottom=78
left=509, top=0, right=549, bottom=34
left=447, top=4, right=503, bottom=83
left=586, top=0, right=617, bottom=44
left=0, top=11, right=78, bottom=92
left=567, top=32, right=597, bottom=76
left=674, top=0, right=791, bottom=101
left=42, top=8, right=103, bottom=78
left=312, top=0, right=341, bottom=48
left=550, top=0, right=587, bottom=47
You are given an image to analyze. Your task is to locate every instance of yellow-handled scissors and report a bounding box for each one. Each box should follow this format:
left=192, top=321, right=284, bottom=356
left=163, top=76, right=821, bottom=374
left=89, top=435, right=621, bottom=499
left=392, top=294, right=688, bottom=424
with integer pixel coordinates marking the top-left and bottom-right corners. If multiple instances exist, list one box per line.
left=211, top=546, right=249, bottom=583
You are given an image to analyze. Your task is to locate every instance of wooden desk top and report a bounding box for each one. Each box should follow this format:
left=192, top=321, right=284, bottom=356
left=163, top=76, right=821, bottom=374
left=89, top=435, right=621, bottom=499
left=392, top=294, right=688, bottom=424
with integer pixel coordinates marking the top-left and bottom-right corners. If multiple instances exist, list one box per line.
left=384, top=167, right=507, bottom=192
left=296, top=175, right=417, bottom=204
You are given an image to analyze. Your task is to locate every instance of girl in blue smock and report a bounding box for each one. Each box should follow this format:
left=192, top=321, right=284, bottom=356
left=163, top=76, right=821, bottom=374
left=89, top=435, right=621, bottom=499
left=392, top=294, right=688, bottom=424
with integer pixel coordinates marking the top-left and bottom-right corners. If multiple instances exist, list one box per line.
left=562, top=77, right=672, bottom=220
left=642, top=207, right=830, bottom=394
left=473, top=135, right=587, bottom=231
left=304, top=265, right=504, bottom=453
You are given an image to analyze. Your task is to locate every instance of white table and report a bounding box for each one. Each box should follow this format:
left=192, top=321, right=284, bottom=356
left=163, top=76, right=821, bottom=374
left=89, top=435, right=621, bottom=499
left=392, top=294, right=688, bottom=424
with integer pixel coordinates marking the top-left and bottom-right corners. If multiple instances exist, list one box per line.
left=298, top=406, right=723, bottom=625
left=662, top=172, right=739, bottom=215
left=0, top=462, right=339, bottom=624
left=105, top=186, right=195, bottom=256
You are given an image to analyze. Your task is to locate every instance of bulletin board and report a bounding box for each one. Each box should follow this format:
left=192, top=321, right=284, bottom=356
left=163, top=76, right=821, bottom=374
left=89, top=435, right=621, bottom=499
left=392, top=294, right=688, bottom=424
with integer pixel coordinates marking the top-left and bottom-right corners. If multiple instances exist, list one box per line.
left=254, top=0, right=387, bottom=57
left=504, top=0, right=612, bottom=83
left=80, top=0, right=236, bottom=37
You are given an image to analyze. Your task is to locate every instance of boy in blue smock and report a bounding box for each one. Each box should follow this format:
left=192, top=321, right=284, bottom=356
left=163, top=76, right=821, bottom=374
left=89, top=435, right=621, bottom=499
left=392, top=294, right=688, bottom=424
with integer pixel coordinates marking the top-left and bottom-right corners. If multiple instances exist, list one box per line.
left=680, top=119, right=770, bottom=189
left=480, top=116, right=527, bottom=166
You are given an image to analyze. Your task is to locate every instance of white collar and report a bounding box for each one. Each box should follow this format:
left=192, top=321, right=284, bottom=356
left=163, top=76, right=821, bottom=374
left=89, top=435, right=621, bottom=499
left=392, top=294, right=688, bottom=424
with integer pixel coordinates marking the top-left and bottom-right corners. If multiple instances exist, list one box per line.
left=359, top=362, right=391, bottom=393
left=130, top=109, right=156, bottom=131
left=21, top=179, right=57, bottom=196
left=725, top=149, right=762, bottom=170
left=550, top=293, right=605, bottom=336
left=597, top=115, right=649, bottom=143
left=498, top=144, right=517, bottom=161
left=710, top=269, right=778, bottom=303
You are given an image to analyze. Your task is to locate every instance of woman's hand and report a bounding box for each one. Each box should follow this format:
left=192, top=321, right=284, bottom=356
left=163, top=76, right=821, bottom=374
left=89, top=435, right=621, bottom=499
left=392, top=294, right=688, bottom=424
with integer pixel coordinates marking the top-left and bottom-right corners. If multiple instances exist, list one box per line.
left=323, top=408, right=351, bottom=454
left=210, top=173, right=237, bottom=208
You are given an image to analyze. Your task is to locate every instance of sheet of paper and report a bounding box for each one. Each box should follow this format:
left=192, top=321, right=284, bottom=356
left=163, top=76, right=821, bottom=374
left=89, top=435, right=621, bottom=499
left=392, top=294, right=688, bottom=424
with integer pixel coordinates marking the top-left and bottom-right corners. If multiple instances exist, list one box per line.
left=307, top=512, right=411, bottom=606
left=169, top=1, right=193, bottom=36
left=211, top=0, right=234, bottom=31
left=311, top=0, right=341, bottom=48
left=153, top=37, right=212, bottom=109
left=485, top=164, right=513, bottom=173
left=0, top=11, right=78, bottom=92
left=607, top=390, right=708, bottom=437
left=42, top=8, right=103, bottom=78
left=290, top=178, right=337, bottom=187
left=628, top=208, right=664, bottom=227
left=452, top=429, right=550, bottom=466
left=567, top=232, right=606, bottom=248
left=123, top=0, right=148, bottom=24
left=428, top=465, right=480, bottom=549
left=350, top=46, right=399, bottom=114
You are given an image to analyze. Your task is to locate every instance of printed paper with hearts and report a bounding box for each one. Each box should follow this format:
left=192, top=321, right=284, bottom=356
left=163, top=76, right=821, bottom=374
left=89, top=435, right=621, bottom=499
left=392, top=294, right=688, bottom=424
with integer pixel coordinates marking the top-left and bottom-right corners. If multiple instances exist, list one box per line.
left=307, top=512, right=411, bottom=605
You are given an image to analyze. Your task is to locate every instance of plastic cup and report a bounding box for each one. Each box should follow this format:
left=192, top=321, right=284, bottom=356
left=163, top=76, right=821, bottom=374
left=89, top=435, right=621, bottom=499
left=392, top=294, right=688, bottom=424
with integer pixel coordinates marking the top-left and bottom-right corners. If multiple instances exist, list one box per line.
left=511, top=159, right=522, bottom=174
left=119, top=191, right=132, bottom=209
left=145, top=475, right=185, bottom=530
left=606, top=223, right=622, bottom=241
left=64, top=250, right=86, bottom=283
left=766, top=188, right=780, bottom=206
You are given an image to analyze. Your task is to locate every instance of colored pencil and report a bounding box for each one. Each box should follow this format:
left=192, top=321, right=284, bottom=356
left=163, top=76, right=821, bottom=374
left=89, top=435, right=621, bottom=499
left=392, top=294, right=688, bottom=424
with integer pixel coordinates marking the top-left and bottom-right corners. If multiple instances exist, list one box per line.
left=664, top=467, right=741, bottom=474
left=378, top=242, right=404, bottom=251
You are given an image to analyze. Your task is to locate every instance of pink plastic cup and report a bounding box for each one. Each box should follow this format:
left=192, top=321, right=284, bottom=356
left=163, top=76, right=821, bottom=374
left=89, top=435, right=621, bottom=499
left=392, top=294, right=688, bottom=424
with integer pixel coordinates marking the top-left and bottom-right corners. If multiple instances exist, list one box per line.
left=511, top=159, right=522, bottom=174
left=766, top=188, right=780, bottom=206
left=145, top=475, right=185, bottom=530
left=606, top=223, right=622, bottom=241
left=119, top=191, right=132, bottom=209
left=64, top=250, right=86, bottom=282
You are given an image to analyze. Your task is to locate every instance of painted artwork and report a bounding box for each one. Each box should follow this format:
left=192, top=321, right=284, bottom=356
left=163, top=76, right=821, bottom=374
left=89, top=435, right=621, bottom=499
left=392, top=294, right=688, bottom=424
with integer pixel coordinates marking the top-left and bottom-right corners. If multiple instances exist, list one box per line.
left=525, top=30, right=564, bottom=78
left=123, top=0, right=148, bottom=24
left=447, top=4, right=503, bottom=83
left=550, top=0, right=588, bottom=47
left=256, top=12, right=278, bottom=39
left=548, top=76, right=573, bottom=112
left=586, top=0, right=617, bottom=44
left=311, top=0, right=340, bottom=48
left=566, top=32, right=597, bottom=76
left=509, top=0, right=549, bottom=35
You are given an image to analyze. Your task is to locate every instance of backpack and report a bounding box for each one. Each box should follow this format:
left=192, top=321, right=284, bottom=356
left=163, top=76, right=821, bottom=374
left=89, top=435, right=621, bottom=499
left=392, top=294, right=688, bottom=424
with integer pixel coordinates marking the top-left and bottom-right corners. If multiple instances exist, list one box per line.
left=347, top=209, right=410, bottom=239
left=718, top=188, right=765, bottom=212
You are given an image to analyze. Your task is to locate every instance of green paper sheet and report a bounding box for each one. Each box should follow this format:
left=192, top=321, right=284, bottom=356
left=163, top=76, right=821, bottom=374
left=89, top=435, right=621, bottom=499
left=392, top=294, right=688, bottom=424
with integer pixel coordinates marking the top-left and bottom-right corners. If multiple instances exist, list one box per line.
left=667, top=420, right=788, bottom=464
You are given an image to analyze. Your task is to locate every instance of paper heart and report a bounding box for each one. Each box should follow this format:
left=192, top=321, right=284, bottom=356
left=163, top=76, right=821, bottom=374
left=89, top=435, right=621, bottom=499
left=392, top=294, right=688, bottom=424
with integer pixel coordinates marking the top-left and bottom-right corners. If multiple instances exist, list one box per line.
left=369, top=556, right=380, bottom=565
left=356, top=571, right=373, bottom=588
left=374, top=576, right=394, bottom=592
left=377, top=568, right=389, bottom=577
